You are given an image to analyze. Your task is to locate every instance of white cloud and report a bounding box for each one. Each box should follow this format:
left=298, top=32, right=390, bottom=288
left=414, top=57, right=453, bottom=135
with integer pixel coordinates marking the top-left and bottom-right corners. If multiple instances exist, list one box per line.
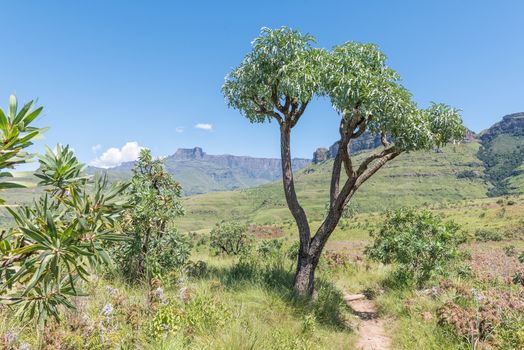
left=91, top=144, right=102, bottom=153
left=90, top=141, right=144, bottom=168
left=195, top=123, right=213, bottom=131
left=175, top=126, right=185, bottom=133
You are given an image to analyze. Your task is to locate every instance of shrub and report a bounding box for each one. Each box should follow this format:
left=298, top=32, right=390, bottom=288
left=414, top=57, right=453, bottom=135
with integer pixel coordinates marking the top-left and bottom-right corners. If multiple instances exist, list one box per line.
left=512, top=271, right=524, bottom=286
left=149, top=303, right=184, bottom=339
left=257, top=239, right=283, bottom=258
left=456, top=264, right=474, bottom=279
left=503, top=245, right=516, bottom=257
left=365, top=208, right=462, bottom=287
left=144, top=231, right=191, bottom=280
left=474, top=229, right=502, bottom=242
left=492, top=311, right=524, bottom=350
left=438, top=287, right=524, bottom=347
left=210, top=222, right=252, bottom=256
left=115, top=149, right=189, bottom=283
left=286, top=240, right=300, bottom=260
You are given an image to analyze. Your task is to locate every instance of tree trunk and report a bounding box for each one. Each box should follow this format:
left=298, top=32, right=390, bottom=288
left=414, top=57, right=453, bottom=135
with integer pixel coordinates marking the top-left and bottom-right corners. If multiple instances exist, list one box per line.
left=293, top=250, right=320, bottom=296
left=279, top=125, right=314, bottom=296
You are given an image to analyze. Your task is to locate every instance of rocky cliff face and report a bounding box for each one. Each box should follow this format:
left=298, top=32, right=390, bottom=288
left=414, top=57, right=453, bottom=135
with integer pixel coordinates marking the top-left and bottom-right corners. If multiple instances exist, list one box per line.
left=312, top=148, right=329, bottom=164
left=172, top=147, right=205, bottom=160
left=165, top=147, right=310, bottom=175
left=480, top=112, right=524, bottom=141
left=312, top=128, right=479, bottom=164
left=312, top=132, right=386, bottom=164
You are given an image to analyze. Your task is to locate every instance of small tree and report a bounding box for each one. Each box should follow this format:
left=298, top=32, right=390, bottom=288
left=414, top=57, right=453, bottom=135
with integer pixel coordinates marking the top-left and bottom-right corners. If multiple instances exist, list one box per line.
left=210, top=221, right=252, bottom=256
left=365, top=208, right=462, bottom=287
left=223, top=27, right=465, bottom=296
left=118, top=149, right=189, bottom=282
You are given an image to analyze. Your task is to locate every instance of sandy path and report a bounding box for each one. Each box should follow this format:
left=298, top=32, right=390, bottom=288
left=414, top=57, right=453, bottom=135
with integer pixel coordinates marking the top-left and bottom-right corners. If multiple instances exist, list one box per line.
left=344, top=293, right=391, bottom=350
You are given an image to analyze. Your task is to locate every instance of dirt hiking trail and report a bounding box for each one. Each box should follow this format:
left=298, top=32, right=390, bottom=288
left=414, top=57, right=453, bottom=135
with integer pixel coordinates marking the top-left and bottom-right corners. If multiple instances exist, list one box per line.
left=344, top=293, right=391, bottom=350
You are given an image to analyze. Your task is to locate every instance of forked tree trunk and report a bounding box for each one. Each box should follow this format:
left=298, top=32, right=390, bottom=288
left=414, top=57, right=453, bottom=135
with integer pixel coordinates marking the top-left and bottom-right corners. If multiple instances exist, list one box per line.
left=278, top=110, right=400, bottom=297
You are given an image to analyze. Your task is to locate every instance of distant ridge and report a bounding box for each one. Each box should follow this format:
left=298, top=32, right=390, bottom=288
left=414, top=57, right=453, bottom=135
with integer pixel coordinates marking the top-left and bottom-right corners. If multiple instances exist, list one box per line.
left=88, top=147, right=310, bottom=195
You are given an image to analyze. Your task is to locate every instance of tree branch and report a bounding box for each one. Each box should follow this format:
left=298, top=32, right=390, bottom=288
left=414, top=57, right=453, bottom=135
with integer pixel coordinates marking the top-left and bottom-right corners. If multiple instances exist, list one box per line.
left=311, top=143, right=402, bottom=257
left=356, top=149, right=401, bottom=187
left=355, top=145, right=399, bottom=178
left=290, top=100, right=309, bottom=128
left=330, top=149, right=342, bottom=204
left=381, top=131, right=390, bottom=147
left=252, top=97, right=284, bottom=126
left=271, top=83, right=287, bottom=115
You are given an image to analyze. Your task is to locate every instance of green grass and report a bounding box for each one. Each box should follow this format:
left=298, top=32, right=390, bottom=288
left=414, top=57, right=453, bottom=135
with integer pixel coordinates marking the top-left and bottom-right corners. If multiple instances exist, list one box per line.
left=179, top=141, right=491, bottom=231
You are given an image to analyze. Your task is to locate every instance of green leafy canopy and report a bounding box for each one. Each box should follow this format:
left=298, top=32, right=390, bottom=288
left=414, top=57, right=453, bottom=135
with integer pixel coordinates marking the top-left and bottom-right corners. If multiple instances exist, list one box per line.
left=223, top=27, right=465, bottom=150
left=223, top=27, right=325, bottom=123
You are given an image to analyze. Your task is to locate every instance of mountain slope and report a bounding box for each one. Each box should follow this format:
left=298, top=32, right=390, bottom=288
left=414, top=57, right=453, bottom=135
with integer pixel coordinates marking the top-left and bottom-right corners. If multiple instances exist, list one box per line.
left=178, top=141, right=490, bottom=231
left=89, top=147, right=310, bottom=195
left=478, top=112, right=524, bottom=196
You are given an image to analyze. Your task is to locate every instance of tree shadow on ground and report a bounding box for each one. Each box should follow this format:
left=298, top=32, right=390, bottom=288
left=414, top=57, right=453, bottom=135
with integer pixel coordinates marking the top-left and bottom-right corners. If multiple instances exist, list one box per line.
left=189, top=259, right=351, bottom=331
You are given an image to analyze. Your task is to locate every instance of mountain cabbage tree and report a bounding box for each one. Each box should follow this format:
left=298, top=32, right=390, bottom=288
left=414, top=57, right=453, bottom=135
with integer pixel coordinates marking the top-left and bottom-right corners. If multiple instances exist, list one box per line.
left=223, top=27, right=465, bottom=296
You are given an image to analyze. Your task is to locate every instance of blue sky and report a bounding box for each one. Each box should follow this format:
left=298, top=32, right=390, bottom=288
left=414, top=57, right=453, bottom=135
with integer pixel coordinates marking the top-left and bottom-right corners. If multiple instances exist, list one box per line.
left=1, top=0, right=523, bottom=167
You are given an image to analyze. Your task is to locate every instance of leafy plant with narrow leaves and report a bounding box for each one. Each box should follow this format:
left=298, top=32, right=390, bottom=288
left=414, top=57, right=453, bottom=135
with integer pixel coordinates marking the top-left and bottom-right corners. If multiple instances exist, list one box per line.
left=0, top=95, right=46, bottom=202
left=0, top=145, right=129, bottom=325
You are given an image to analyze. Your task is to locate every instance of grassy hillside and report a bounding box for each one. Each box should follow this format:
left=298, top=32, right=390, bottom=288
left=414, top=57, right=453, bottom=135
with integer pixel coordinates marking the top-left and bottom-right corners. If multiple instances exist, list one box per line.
left=478, top=113, right=524, bottom=196
left=3, top=194, right=522, bottom=350
left=178, top=141, right=491, bottom=232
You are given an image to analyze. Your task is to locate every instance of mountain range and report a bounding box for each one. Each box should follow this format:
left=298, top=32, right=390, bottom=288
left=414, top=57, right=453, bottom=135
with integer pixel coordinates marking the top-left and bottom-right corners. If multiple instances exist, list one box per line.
left=88, top=147, right=310, bottom=195
left=88, top=113, right=524, bottom=200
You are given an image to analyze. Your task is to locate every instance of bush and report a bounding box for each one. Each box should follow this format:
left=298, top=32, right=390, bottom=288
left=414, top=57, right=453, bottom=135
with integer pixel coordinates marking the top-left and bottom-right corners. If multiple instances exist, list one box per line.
left=503, top=245, right=516, bottom=257
left=512, top=270, right=524, bottom=286
left=286, top=240, right=300, bottom=260
left=210, top=222, right=252, bottom=256
left=115, top=149, right=189, bottom=283
left=474, top=229, right=502, bottom=242
left=365, top=208, right=462, bottom=287
left=257, top=239, right=283, bottom=258
left=437, top=286, right=524, bottom=348
left=492, top=311, right=524, bottom=350
left=144, top=231, right=191, bottom=279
